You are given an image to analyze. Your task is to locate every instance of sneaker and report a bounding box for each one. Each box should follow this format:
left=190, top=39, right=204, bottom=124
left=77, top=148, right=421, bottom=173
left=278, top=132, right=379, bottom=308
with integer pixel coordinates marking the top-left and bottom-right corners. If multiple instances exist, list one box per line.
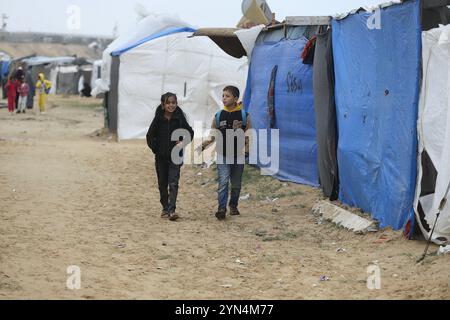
left=215, top=208, right=226, bottom=220
left=161, top=210, right=169, bottom=218
left=168, top=212, right=179, bottom=221
left=229, top=206, right=240, bottom=216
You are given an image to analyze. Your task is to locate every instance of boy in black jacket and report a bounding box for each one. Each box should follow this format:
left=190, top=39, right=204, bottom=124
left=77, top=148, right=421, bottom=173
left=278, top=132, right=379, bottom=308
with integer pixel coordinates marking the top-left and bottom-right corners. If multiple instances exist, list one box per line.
left=146, top=92, right=194, bottom=221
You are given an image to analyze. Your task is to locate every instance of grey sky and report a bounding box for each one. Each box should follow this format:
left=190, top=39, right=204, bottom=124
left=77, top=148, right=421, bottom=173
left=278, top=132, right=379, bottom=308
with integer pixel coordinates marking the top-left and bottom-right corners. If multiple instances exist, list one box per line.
left=1, top=0, right=387, bottom=37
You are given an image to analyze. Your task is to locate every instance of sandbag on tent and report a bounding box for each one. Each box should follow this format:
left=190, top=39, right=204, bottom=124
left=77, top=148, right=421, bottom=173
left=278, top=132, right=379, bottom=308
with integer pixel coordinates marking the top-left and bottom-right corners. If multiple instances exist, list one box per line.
left=244, top=27, right=319, bottom=186
left=313, top=27, right=338, bottom=200
left=414, top=24, right=450, bottom=244
left=332, top=0, right=422, bottom=230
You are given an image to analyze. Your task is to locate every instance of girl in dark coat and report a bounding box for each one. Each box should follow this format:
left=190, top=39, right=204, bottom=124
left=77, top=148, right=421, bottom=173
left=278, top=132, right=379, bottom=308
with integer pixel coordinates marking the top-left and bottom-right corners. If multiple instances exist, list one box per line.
left=146, top=92, right=194, bottom=221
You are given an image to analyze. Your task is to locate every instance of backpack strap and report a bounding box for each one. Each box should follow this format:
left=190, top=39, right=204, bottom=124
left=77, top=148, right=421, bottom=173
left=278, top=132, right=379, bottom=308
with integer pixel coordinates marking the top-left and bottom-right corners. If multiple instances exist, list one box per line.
left=241, top=109, right=247, bottom=129
left=215, top=110, right=222, bottom=128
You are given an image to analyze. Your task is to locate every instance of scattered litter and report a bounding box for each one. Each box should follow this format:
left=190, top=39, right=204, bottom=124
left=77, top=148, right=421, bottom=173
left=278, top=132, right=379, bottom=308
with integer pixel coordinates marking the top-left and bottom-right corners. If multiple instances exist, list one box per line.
left=336, top=247, right=346, bottom=253
left=239, top=193, right=250, bottom=200
left=12, top=189, right=15, bottom=192
left=255, top=230, right=267, bottom=237
left=262, top=235, right=282, bottom=242
left=437, top=245, right=450, bottom=255
left=320, top=275, right=330, bottom=281
left=373, top=236, right=390, bottom=244
left=316, top=217, right=323, bottom=225
left=264, top=196, right=278, bottom=203
left=366, top=226, right=379, bottom=233
left=116, top=243, right=126, bottom=248
left=220, top=284, right=232, bottom=288
left=197, top=172, right=202, bottom=176
left=272, top=208, right=279, bottom=213
left=393, top=274, right=398, bottom=278
left=235, top=259, right=244, bottom=265
left=312, top=284, right=318, bottom=287
left=156, top=267, right=163, bottom=270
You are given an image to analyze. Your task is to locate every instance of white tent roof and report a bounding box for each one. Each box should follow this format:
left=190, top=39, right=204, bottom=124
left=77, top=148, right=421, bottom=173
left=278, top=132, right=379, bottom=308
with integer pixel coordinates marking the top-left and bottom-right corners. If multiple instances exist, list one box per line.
left=92, top=13, right=194, bottom=95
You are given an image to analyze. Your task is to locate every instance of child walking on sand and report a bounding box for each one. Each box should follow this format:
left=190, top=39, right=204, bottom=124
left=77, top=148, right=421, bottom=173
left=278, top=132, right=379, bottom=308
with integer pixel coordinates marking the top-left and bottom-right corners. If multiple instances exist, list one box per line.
left=197, top=86, right=252, bottom=220
left=146, top=92, right=194, bottom=221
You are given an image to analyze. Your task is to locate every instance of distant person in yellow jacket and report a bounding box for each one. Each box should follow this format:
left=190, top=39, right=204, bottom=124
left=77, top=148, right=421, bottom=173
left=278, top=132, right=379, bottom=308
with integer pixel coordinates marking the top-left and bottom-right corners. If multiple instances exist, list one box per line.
left=35, top=73, right=51, bottom=114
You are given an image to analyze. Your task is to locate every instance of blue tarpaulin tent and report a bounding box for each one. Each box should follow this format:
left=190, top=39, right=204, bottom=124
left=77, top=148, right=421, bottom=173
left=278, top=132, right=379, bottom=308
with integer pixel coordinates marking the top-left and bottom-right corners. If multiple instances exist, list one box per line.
left=244, top=29, right=319, bottom=186
left=332, top=0, right=422, bottom=230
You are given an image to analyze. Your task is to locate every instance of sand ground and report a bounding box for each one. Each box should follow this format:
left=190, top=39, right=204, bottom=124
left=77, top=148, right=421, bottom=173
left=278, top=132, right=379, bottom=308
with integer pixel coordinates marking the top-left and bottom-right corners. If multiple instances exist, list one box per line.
left=0, top=95, right=449, bottom=299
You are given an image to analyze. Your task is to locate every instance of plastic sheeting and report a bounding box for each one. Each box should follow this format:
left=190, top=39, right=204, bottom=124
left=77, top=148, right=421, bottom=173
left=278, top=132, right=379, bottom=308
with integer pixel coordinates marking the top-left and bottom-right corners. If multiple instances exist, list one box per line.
left=313, top=28, right=339, bottom=200
left=332, top=0, right=421, bottom=230
left=414, top=24, right=450, bottom=243
left=92, top=14, right=192, bottom=96
left=244, top=33, right=319, bottom=186
left=234, top=24, right=265, bottom=60
left=117, top=31, right=247, bottom=140
left=111, top=26, right=196, bottom=56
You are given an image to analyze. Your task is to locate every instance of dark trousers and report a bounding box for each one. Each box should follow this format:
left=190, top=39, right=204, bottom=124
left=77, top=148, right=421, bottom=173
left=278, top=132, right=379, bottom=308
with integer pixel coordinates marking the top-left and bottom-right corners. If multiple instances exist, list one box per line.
left=155, top=156, right=181, bottom=213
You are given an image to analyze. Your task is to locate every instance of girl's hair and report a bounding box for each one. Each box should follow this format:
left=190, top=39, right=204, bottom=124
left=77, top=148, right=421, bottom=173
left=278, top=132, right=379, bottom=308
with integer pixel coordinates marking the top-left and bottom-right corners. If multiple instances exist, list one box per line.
left=161, top=92, right=177, bottom=105
left=155, top=92, right=182, bottom=117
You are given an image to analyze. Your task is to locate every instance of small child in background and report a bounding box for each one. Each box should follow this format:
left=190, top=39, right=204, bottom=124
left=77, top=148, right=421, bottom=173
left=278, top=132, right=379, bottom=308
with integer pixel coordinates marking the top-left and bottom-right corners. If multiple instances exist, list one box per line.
left=17, top=78, right=29, bottom=114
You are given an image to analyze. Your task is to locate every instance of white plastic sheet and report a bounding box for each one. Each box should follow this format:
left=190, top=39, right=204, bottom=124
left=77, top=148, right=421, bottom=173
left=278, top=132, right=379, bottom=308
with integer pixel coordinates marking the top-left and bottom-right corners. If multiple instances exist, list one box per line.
left=414, top=24, right=450, bottom=243
left=116, top=31, right=247, bottom=140
left=234, top=24, right=265, bottom=60
left=92, top=13, right=191, bottom=96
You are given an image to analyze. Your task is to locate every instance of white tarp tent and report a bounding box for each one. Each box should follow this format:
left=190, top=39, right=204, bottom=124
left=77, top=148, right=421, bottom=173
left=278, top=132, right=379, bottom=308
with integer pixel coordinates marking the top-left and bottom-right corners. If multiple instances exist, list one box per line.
left=414, top=24, right=450, bottom=244
left=92, top=14, right=189, bottom=96
left=93, top=13, right=247, bottom=140
left=90, top=60, right=102, bottom=90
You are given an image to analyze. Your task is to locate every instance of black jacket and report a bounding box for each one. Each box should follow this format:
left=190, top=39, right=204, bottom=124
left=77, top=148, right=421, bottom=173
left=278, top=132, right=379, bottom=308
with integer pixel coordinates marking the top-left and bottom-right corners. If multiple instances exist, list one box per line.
left=146, top=106, right=194, bottom=159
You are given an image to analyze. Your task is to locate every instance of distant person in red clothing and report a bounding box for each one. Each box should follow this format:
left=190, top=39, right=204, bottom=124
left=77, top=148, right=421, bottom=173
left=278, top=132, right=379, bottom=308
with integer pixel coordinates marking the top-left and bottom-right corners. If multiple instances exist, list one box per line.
left=17, top=79, right=30, bottom=113
left=5, top=75, right=17, bottom=114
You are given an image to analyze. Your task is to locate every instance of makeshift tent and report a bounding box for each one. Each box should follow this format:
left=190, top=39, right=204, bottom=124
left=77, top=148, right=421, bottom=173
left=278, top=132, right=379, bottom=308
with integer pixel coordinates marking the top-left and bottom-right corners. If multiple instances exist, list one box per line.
left=93, top=14, right=247, bottom=140
left=1, top=59, right=10, bottom=99
left=243, top=23, right=326, bottom=186
left=332, top=0, right=422, bottom=231
left=20, top=56, right=93, bottom=96
left=90, top=60, right=102, bottom=91
left=414, top=24, right=450, bottom=244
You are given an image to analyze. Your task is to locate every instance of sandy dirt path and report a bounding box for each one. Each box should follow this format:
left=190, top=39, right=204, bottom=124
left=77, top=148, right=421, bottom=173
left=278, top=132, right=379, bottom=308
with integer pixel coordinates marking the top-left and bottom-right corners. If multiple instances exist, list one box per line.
left=0, top=96, right=449, bottom=299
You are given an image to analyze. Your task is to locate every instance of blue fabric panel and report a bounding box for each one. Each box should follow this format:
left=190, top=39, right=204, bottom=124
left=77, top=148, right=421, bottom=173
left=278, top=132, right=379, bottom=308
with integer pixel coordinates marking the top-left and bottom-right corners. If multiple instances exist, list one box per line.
left=245, top=37, right=319, bottom=186
left=332, top=0, right=421, bottom=230
left=111, top=27, right=197, bottom=56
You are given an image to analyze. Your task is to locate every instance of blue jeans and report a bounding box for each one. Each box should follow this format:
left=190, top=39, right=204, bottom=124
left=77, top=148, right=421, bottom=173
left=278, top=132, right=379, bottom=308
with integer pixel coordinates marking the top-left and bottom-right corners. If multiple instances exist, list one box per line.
left=217, top=163, right=244, bottom=210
